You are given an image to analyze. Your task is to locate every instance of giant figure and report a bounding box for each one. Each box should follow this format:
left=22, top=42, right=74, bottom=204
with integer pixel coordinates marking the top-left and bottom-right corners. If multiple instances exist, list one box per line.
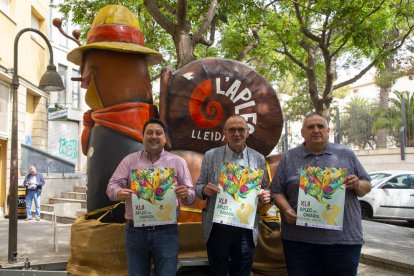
left=67, top=5, right=162, bottom=222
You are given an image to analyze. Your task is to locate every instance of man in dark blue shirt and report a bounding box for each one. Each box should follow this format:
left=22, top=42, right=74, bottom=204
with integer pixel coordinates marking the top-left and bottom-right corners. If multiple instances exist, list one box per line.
left=271, top=112, right=372, bottom=276
left=23, top=165, right=45, bottom=221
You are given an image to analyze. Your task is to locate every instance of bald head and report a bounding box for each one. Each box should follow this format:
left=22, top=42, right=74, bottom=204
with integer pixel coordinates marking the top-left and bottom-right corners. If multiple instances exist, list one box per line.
left=223, top=115, right=249, bottom=153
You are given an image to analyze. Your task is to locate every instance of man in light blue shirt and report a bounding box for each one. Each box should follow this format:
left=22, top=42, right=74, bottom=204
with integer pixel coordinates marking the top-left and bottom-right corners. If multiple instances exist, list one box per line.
left=196, top=115, right=271, bottom=276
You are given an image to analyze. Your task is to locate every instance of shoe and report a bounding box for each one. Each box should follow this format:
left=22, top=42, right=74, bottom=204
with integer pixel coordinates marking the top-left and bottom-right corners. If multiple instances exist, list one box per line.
left=36, top=217, right=40, bottom=221
left=24, top=218, right=32, bottom=221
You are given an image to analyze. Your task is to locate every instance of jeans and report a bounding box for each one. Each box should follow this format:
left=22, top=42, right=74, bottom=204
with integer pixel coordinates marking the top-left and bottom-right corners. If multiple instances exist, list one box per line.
left=125, top=223, right=178, bottom=276
left=206, top=223, right=255, bottom=276
left=282, top=239, right=362, bottom=276
left=26, top=190, right=41, bottom=218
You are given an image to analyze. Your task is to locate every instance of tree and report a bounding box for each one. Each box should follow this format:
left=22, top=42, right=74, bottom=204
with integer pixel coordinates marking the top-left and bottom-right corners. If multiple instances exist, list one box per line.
left=389, top=91, right=414, bottom=147
left=55, top=0, right=172, bottom=75
left=341, top=97, right=376, bottom=149
left=58, top=0, right=414, bottom=116
left=56, top=0, right=259, bottom=69
left=373, top=91, right=414, bottom=147
left=222, top=0, right=414, bottom=118
left=143, top=0, right=218, bottom=68
left=276, top=73, right=313, bottom=120
left=374, top=36, right=414, bottom=147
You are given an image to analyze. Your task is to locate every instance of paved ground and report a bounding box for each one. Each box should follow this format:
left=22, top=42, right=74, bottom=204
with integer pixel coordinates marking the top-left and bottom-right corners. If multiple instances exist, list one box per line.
left=0, top=219, right=70, bottom=268
left=0, top=218, right=414, bottom=274
left=361, top=220, right=414, bottom=273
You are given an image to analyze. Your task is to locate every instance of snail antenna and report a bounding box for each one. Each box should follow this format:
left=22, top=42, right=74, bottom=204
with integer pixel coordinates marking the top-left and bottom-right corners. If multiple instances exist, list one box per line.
left=52, top=18, right=82, bottom=46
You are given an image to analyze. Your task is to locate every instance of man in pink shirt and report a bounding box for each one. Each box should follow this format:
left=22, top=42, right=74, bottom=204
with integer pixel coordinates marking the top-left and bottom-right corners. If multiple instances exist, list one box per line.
left=107, top=118, right=195, bottom=276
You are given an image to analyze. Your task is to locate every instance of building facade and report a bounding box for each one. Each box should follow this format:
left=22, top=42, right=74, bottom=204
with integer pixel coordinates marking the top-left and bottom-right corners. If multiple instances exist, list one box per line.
left=48, top=0, right=86, bottom=173
left=0, top=0, right=86, bottom=217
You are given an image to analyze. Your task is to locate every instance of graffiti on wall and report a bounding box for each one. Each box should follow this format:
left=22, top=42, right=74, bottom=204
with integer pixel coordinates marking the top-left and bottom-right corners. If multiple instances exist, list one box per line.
left=58, top=138, right=78, bottom=159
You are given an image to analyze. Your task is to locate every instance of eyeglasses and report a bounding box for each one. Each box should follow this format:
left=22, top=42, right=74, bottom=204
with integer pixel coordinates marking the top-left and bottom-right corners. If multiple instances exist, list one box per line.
left=225, top=128, right=246, bottom=134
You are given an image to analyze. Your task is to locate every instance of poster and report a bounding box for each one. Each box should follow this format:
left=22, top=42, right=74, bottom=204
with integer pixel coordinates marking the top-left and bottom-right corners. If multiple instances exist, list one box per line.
left=130, top=168, right=177, bottom=227
left=296, top=166, right=348, bottom=230
left=213, top=162, right=264, bottom=229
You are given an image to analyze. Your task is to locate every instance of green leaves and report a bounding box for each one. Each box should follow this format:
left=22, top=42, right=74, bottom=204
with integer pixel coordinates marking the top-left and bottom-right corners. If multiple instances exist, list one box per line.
left=56, top=0, right=414, bottom=118
left=341, top=96, right=377, bottom=149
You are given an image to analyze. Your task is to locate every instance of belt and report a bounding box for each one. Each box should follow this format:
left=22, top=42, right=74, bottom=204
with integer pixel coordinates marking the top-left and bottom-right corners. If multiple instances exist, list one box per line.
left=126, top=219, right=168, bottom=231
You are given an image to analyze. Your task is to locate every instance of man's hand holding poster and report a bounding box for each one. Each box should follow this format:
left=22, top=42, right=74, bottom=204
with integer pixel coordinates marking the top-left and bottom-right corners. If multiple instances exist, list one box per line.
left=213, top=162, right=264, bottom=229
left=130, top=168, right=177, bottom=227
left=296, top=166, right=348, bottom=230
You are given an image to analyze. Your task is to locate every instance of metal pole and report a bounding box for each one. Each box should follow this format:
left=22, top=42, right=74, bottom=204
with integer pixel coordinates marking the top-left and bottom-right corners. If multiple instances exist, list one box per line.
left=283, top=116, right=288, bottom=152
left=401, top=97, right=407, bottom=144
left=8, top=28, right=57, bottom=263
left=400, top=97, right=407, bottom=160
left=8, top=51, right=19, bottom=263
left=334, top=108, right=340, bottom=144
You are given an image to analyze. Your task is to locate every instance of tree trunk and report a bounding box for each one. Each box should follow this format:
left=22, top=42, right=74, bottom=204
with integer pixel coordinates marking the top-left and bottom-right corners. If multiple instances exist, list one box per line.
left=174, top=31, right=196, bottom=69
left=306, top=48, right=323, bottom=114
left=376, top=57, right=394, bottom=148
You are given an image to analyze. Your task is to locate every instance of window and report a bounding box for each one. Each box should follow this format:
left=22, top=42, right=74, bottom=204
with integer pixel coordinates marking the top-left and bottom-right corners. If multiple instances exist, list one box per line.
left=31, top=13, right=40, bottom=30
left=0, top=82, right=10, bottom=136
left=72, top=69, right=80, bottom=109
left=383, top=175, right=414, bottom=189
left=30, top=7, right=45, bottom=42
left=59, top=21, right=69, bottom=47
left=0, top=0, right=9, bottom=14
left=401, top=176, right=414, bottom=189
left=58, top=64, right=67, bottom=105
left=25, top=94, right=34, bottom=145
left=31, top=11, right=43, bottom=42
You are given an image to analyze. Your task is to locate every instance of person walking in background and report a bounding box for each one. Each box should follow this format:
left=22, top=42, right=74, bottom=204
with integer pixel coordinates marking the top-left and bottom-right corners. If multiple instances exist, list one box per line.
left=196, top=115, right=271, bottom=276
left=23, top=165, right=45, bottom=221
left=107, top=118, right=195, bottom=276
left=271, top=112, right=372, bottom=276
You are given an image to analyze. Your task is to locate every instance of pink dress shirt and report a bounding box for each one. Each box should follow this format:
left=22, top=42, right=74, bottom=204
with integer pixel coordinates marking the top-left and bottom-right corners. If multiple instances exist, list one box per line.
left=107, top=150, right=196, bottom=220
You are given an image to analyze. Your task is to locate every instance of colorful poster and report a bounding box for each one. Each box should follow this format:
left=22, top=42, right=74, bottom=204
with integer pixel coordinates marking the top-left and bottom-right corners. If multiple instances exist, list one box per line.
left=130, top=168, right=177, bottom=227
left=296, top=166, right=348, bottom=230
left=213, top=162, right=264, bottom=229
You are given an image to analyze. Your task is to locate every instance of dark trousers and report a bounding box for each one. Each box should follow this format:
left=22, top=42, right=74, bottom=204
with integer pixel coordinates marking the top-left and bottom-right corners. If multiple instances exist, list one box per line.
left=282, top=239, right=362, bottom=276
left=125, top=223, right=178, bottom=276
left=206, top=223, right=255, bottom=276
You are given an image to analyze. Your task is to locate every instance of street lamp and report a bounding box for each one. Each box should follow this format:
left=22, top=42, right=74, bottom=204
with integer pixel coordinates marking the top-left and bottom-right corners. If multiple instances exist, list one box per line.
left=8, top=28, right=64, bottom=262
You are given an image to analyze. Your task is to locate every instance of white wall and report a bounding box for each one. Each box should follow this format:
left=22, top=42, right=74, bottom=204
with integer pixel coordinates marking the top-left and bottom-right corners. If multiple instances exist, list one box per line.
left=48, top=120, right=80, bottom=168
left=355, top=148, right=414, bottom=173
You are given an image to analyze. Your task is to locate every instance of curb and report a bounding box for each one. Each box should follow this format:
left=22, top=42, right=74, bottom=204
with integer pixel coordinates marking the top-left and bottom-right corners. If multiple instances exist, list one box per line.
left=360, top=253, right=414, bottom=274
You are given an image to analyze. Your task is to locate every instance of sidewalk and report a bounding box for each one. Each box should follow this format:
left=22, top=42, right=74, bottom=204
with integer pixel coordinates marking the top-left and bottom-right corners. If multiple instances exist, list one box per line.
left=0, top=218, right=414, bottom=273
left=0, top=218, right=70, bottom=269
left=360, top=220, right=414, bottom=272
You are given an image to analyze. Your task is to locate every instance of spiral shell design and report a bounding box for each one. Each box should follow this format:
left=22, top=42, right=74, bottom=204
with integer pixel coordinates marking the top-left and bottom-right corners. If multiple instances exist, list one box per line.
left=189, top=79, right=223, bottom=128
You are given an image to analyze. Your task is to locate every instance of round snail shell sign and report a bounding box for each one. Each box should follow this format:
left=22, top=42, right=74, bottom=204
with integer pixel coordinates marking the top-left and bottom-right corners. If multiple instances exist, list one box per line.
left=159, top=58, right=284, bottom=156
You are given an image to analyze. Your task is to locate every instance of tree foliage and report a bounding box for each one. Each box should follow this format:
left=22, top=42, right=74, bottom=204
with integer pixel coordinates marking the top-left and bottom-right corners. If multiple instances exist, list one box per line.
left=219, top=0, right=414, bottom=117
left=56, top=0, right=414, bottom=120
left=56, top=0, right=261, bottom=70
left=55, top=0, right=172, bottom=76
left=341, top=96, right=376, bottom=149
left=389, top=91, right=414, bottom=146
left=372, top=91, right=414, bottom=147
